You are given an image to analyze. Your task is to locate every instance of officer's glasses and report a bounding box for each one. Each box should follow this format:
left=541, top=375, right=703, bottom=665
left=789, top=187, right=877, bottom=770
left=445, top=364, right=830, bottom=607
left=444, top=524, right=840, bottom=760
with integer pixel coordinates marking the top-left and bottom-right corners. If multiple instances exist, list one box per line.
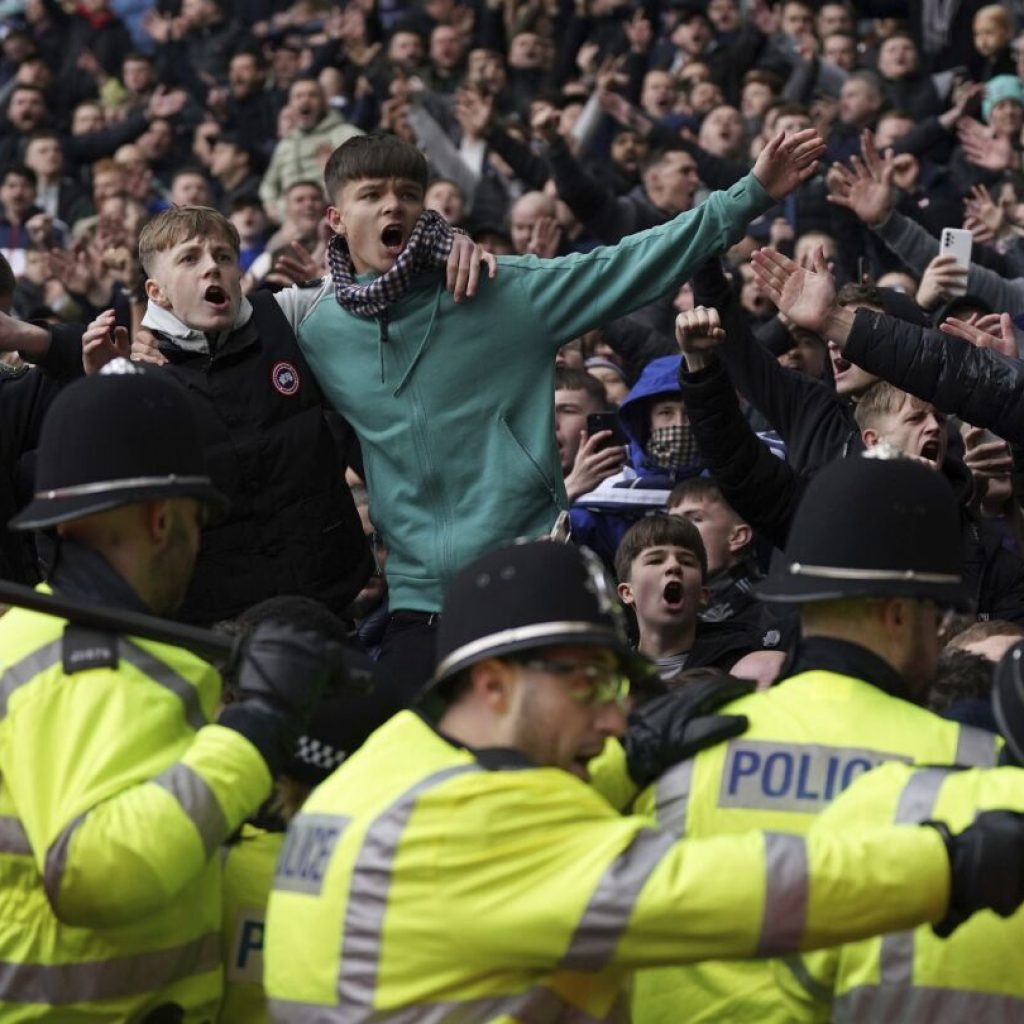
left=519, top=658, right=631, bottom=708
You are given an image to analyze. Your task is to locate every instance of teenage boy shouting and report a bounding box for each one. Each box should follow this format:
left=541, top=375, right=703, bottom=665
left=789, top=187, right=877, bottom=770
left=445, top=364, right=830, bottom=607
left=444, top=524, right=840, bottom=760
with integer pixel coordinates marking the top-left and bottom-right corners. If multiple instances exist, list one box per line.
left=277, top=128, right=825, bottom=693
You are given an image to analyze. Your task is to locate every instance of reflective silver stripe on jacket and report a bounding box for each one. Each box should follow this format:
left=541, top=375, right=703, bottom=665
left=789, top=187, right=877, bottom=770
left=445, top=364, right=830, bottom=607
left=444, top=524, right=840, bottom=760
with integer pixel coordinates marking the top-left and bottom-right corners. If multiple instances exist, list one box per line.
left=780, top=954, right=835, bottom=1004
left=954, top=725, right=998, bottom=768
left=0, top=815, right=32, bottom=857
left=561, top=828, right=676, bottom=971
left=0, top=931, right=219, bottom=1005
left=271, top=987, right=627, bottom=1023
left=0, top=640, right=63, bottom=718
left=336, top=764, right=482, bottom=1020
left=756, top=832, right=809, bottom=955
left=835, top=985, right=1024, bottom=1023
left=654, top=760, right=694, bottom=837
left=0, top=636, right=207, bottom=729
left=152, top=762, right=231, bottom=857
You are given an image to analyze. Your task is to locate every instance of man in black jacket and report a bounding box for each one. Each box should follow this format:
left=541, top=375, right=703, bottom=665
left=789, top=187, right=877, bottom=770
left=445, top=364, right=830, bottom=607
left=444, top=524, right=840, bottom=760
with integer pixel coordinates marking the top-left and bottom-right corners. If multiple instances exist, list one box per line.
left=9, top=205, right=373, bottom=626
left=675, top=266, right=1024, bottom=624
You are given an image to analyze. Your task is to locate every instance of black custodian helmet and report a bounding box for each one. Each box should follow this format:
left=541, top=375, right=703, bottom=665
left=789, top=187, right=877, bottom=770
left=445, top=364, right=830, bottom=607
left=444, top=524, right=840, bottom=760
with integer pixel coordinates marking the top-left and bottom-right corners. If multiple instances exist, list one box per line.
left=10, top=363, right=228, bottom=531
left=429, top=541, right=657, bottom=691
left=757, top=452, right=972, bottom=611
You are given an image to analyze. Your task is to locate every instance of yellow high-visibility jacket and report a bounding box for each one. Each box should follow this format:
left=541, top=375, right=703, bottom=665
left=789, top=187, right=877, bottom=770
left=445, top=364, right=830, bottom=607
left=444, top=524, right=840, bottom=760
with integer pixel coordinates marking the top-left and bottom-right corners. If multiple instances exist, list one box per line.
left=624, top=668, right=999, bottom=1024
left=218, top=826, right=282, bottom=1024
left=264, top=710, right=955, bottom=1023
left=0, top=602, right=272, bottom=1021
left=777, top=762, right=1024, bottom=1022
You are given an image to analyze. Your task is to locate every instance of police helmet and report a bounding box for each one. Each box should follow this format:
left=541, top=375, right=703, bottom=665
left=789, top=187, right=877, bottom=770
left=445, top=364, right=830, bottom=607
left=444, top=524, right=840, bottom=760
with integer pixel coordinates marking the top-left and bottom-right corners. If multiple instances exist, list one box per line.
left=757, top=451, right=972, bottom=610
left=10, top=361, right=228, bottom=531
left=428, top=541, right=657, bottom=691
left=993, top=643, right=1024, bottom=765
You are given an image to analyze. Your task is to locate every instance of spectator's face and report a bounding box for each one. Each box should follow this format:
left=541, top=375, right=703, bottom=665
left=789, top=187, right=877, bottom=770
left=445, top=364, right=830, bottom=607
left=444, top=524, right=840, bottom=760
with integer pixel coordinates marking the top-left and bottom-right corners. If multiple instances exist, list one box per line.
left=16, top=59, right=52, bottom=89
left=0, top=172, right=34, bottom=219
left=230, top=204, right=266, bottom=241
left=610, top=130, right=646, bottom=174
left=508, top=32, right=542, bottom=69
left=649, top=398, right=687, bottom=432
left=210, top=140, right=245, bottom=179
left=430, top=25, right=463, bottom=70
left=229, top=54, right=263, bottom=98
left=706, top=0, right=740, bottom=33
left=509, top=193, right=551, bottom=254
left=689, top=81, right=724, bottom=116
left=122, top=58, right=152, bottom=94
left=641, top=71, right=676, bottom=118
left=817, top=3, right=852, bottom=37
left=878, top=37, right=917, bottom=80
left=328, top=176, right=425, bottom=275
left=147, top=233, right=243, bottom=331
left=170, top=173, right=211, bottom=207
left=741, top=81, right=774, bottom=120
left=285, top=183, right=325, bottom=230
left=554, top=385, right=601, bottom=471
left=498, top=644, right=628, bottom=781
left=272, top=48, right=300, bottom=88
left=588, top=365, right=629, bottom=406
left=92, top=168, right=125, bottom=203
left=8, top=90, right=46, bottom=132
left=71, top=103, right=104, bottom=134
left=781, top=1, right=813, bottom=40
left=839, top=79, right=881, bottom=126
left=424, top=180, right=464, bottom=224
left=828, top=341, right=877, bottom=395
left=25, top=136, right=61, bottom=177
left=467, top=49, right=505, bottom=92
left=181, top=0, right=215, bottom=29
left=618, top=544, right=706, bottom=632
left=137, top=119, right=174, bottom=160
left=874, top=114, right=914, bottom=149
left=670, top=494, right=744, bottom=576
left=780, top=110, right=817, bottom=138
left=739, top=262, right=772, bottom=317
left=863, top=396, right=947, bottom=467
left=974, top=11, right=1011, bottom=58
left=646, top=151, right=700, bottom=214
left=672, top=16, right=711, bottom=57
left=698, top=105, right=744, bottom=157
left=289, top=80, right=326, bottom=130
left=388, top=31, right=423, bottom=66
left=777, top=328, right=825, bottom=379
left=823, top=33, right=857, bottom=70
left=989, top=98, right=1024, bottom=137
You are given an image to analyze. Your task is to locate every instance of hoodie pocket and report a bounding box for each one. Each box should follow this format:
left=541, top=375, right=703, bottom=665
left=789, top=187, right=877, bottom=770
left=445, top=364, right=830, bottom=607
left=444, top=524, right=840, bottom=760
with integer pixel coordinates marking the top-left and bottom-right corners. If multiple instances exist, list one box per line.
left=499, top=414, right=564, bottom=508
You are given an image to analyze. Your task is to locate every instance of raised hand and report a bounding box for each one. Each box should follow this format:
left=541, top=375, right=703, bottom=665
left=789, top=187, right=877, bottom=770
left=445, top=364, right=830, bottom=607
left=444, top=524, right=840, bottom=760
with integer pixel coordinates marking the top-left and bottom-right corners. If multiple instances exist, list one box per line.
left=751, top=128, right=826, bottom=201
left=915, top=254, right=968, bottom=310
left=750, top=246, right=838, bottom=336
left=526, top=215, right=562, bottom=258
left=564, top=430, right=626, bottom=502
left=82, top=309, right=131, bottom=375
left=940, top=311, right=1018, bottom=357
left=827, top=130, right=894, bottom=226
left=675, top=306, right=726, bottom=371
left=958, top=116, right=1016, bottom=172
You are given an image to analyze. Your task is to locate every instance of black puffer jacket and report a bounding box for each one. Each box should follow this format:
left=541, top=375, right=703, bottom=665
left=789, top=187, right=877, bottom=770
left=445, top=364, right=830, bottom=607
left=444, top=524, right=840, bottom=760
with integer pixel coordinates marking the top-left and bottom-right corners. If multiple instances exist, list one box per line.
left=42, top=293, right=371, bottom=625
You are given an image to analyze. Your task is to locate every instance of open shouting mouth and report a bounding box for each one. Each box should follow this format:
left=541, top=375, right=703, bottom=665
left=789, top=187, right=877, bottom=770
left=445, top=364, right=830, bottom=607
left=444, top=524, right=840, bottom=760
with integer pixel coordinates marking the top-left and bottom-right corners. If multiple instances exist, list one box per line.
left=204, top=284, right=230, bottom=312
left=663, top=579, right=685, bottom=610
left=381, top=223, right=405, bottom=256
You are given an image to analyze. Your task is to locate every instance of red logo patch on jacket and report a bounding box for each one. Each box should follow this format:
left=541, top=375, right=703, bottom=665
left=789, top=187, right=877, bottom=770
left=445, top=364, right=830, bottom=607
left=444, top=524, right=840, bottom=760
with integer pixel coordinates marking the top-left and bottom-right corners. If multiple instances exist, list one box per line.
left=271, top=361, right=301, bottom=396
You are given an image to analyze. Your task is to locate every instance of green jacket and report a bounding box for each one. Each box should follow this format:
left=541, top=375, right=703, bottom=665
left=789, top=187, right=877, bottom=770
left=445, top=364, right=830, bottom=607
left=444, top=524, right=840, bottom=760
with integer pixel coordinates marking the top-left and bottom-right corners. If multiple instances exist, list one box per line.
left=278, top=173, right=773, bottom=611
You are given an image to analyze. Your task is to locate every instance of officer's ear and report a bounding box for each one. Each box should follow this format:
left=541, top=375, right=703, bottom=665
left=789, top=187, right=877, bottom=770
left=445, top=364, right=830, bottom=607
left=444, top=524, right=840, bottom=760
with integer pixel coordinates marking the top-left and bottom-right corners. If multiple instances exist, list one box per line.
left=145, top=277, right=172, bottom=310
left=617, top=581, right=635, bottom=607
left=468, top=658, right=518, bottom=713
left=144, top=498, right=174, bottom=545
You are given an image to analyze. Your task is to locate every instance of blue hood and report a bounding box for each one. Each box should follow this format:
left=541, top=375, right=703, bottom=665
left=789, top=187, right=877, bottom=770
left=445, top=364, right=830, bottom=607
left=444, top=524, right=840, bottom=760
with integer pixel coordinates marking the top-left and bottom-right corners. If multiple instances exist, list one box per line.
left=616, top=355, right=700, bottom=481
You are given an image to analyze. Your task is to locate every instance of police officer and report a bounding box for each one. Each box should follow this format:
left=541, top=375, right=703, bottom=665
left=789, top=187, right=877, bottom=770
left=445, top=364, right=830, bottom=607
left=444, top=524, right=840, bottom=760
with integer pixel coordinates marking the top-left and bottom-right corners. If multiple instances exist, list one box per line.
left=623, top=452, right=1009, bottom=1024
left=0, top=366, right=345, bottom=1020
left=777, top=643, right=1024, bottom=1019
left=263, top=538, right=1024, bottom=1023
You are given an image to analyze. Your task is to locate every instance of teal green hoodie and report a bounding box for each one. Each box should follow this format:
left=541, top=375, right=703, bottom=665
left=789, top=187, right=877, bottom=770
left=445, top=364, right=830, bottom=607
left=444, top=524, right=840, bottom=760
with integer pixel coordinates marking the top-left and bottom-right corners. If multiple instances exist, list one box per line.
left=279, top=172, right=772, bottom=612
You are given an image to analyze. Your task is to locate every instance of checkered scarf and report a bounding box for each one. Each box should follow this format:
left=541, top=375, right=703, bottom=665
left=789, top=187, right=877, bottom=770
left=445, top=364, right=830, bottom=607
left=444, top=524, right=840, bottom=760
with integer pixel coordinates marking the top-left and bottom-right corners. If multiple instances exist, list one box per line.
left=327, top=209, right=455, bottom=318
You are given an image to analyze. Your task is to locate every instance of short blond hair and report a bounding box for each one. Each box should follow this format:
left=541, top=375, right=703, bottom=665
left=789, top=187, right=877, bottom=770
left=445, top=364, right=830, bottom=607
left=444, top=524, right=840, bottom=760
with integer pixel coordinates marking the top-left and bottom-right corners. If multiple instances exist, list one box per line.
left=138, top=205, right=240, bottom=277
left=854, top=380, right=927, bottom=432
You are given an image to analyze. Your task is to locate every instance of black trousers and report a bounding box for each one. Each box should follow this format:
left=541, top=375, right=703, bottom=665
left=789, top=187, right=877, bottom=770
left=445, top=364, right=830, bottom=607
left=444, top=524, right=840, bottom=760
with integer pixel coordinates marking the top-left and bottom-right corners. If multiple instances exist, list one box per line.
left=376, top=611, right=440, bottom=711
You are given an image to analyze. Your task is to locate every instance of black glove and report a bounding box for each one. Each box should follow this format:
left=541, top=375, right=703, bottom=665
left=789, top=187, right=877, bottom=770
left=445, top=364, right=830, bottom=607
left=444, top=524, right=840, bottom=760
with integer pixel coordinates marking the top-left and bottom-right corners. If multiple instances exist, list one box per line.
left=927, top=811, right=1024, bottom=937
left=623, top=677, right=754, bottom=789
left=219, top=620, right=348, bottom=775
